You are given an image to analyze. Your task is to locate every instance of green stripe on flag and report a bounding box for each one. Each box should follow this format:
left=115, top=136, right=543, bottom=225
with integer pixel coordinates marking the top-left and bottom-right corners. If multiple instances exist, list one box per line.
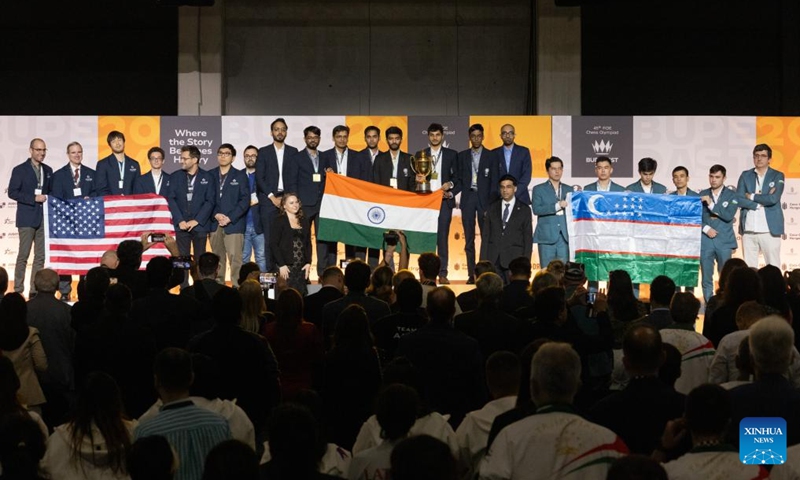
left=318, top=217, right=437, bottom=254
left=575, top=251, right=699, bottom=286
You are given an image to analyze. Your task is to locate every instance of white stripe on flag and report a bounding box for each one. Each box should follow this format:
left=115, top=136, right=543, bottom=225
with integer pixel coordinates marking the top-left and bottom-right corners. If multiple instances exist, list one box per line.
left=571, top=221, right=701, bottom=257
left=320, top=195, right=438, bottom=233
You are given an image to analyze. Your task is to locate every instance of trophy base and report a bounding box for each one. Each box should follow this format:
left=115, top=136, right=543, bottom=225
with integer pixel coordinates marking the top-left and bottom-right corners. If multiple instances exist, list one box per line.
left=415, top=184, right=432, bottom=194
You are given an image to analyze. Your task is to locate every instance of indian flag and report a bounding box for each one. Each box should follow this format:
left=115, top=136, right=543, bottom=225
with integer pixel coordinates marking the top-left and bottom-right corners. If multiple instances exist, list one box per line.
left=318, top=173, right=440, bottom=253
left=567, top=191, right=702, bottom=286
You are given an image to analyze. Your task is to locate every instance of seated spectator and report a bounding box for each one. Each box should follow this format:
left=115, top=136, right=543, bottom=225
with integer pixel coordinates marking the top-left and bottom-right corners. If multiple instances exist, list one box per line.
left=720, top=337, right=753, bottom=390
left=590, top=324, right=685, bottom=455
left=415, top=254, right=463, bottom=315
left=607, top=455, right=667, bottom=480
left=660, top=384, right=769, bottom=479
left=71, top=266, right=110, bottom=334
left=322, top=305, right=382, bottom=450
left=606, top=270, right=647, bottom=348
left=263, top=289, right=323, bottom=400
left=189, top=287, right=280, bottom=436
left=304, top=267, right=344, bottom=330
left=127, top=435, right=176, bottom=480
left=237, top=262, right=261, bottom=286
left=501, top=257, right=534, bottom=314
left=658, top=343, right=682, bottom=391
left=322, top=261, right=391, bottom=350
left=114, top=236, right=181, bottom=300
left=481, top=343, right=627, bottom=479
left=0, top=415, right=47, bottom=480
left=134, top=348, right=231, bottom=480
left=0, top=356, right=48, bottom=438
left=704, top=257, right=748, bottom=321
left=703, top=267, right=763, bottom=348
left=709, top=301, right=768, bottom=384
left=181, top=252, right=224, bottom=306
left=391, top=435, right=457, bottom=480
left=42, top=372, right=134, bottom=480
left=396, top=287, right=485, bottom=428
left=202, top=440, right=259, bottom=480
left=0, top=292, right=47, bottom=413
left=347, top=384, right=419, bottom=480
left=545, top=259, right=565, bottom=285
left=456, top=261, right=496, bottom=313
left=660, top=292, right=715, bottom=394
left=373, top=278, right=426, bottom=363
left=454, top=273, right=533, bottom=357
left=729, top=315, right=800, bottom=446
left=366, top=266, right=394, bottom=306
left=759, top=264, right=792, bottom=321
left=131, top=256, right=205, bottom=350
left=26, top=268, right=75, bottom=427
left=260, top=390, right=352, bottom=477
left=260, top=404, right=341, bottom=480
left=455, top=351, right=519, bottom=474
left=139, top=353, right=255, bottom=449
left=240, top=279, right=274, bottom=334
left=636, top=275, right=675, bottom=330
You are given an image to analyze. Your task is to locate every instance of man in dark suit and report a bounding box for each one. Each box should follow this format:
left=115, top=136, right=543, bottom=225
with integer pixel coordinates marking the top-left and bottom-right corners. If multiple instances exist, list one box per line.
left=361, top=125, right=383, bottom=268
left=51, top=141, right=98, bottom=300
left=166, top=146, right=216, bottom=281
left=321, top=260, right=390, bottom=350
left=459, top=124, right=498, bottom=284
left=480, top=175, right=533, bottom=281
left=303, top=266, right=344, bottom=331
left=494, top=124, right=531, bottom=205
left=373, top=126, right=414, bottom=192
left=96, top=130, right=140, bottom=195
left=415, top=123, right=460, bottom=284
left=255, top=118, right=299, bottom=271
left=209, top=143, right=250, bottom=287
left=284, top=126, right=329, bottom=277
left=134, top=147, right=171, bottom=196
left=321, top=125, right=371, bottom=264
left=8, top=137, right=53, bottom=296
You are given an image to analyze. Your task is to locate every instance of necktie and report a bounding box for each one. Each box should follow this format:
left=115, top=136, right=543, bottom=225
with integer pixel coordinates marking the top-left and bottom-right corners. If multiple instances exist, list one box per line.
left=74, top=168, right=80, bottom=185
left=503, top=203, right=510, bottom=228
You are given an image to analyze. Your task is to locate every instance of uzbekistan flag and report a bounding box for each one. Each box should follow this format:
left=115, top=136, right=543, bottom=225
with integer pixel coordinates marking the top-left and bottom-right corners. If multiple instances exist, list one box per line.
left=318, top=173, right=440, bottom=253
left=567, top=191, right=702, bottom=286
left=44, top=194, right=176, bottom=274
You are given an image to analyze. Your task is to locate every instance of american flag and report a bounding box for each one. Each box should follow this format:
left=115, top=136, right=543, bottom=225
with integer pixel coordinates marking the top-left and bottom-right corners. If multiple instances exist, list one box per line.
left=44, top=194, right=175, bottom=274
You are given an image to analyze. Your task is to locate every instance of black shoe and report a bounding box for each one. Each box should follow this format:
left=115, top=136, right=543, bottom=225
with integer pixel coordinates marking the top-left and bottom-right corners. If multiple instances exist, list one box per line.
left=466, top=277, right=475, bottom=285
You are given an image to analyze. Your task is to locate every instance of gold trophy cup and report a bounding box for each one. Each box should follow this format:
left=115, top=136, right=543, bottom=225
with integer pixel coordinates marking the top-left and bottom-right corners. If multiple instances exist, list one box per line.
left=410, top=151, right=433, bottom=193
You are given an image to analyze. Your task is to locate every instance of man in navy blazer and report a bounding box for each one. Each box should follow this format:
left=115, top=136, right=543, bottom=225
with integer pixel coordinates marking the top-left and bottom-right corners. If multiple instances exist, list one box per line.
left=285, top=126, right=329, bottom=277
left=373, top=126, right=415, bottom=192
left=133, top=147, right=171, bottom=197
left=737, top=144, right=785, bottom=268
left=8, top=138, right=53, bottom=296
left=167, top=145, right=217, bottom=282
left=480, top=175, right=533, bottom=280
left=321, top=124, right=371, bottom=264
left=458, top=124, right=497, bottom=283
left=360, top=125, right=382, bottom=268
left=698, top=164, right=758, bottom=302
left=209, top=144, right=250, bottom=287
left=51, top=141, right=98, bottom=300
left=414, top=123, right=460, bottom=284
left=626, top=157, right=667, bottom=194
left=255, top=118, right=299, bottom=271
left=242, top=145, right=266, bottom=271
left=494, top=124, right=532, bottom=205
left=532, top=156, right=572, bottom=269
left=95, top=130, right=140, bottom=195
left=583, top=156, right=626, bottom=192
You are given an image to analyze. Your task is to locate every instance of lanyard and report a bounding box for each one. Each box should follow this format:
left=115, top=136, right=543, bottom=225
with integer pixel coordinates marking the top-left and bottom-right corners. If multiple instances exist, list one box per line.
left=552, top=181, right=561, bottom=199
left=430, top=149, right=441, bottom=169
left=118, top=160, right=125, bottom=181
left=755, top=174, right=763, bottom=194
left=471, top=148, right=481, bottom=175
left=308, top=150, right=319, bottom=172
left=218, top=171, right=228, bottom=198
left=336, top=150, right=346, bottom=173
left=187, top=174, right=197, bottom=192
left=154, top=173, right=162, bottom=190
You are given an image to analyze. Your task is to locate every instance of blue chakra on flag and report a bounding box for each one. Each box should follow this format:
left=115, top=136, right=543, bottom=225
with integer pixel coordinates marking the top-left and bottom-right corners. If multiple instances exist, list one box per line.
left=367, top=206, right=386, bottom=225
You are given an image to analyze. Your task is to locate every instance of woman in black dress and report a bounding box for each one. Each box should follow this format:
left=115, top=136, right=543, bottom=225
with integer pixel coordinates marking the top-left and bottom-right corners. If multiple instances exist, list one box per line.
left=271, top=193, right=312, bottom=295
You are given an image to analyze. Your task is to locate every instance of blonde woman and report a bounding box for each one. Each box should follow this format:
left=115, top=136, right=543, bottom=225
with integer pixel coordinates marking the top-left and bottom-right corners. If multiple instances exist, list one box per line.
left=270, top=193, right=312, bottom=295
left=239, top=279, right=270, bottom=333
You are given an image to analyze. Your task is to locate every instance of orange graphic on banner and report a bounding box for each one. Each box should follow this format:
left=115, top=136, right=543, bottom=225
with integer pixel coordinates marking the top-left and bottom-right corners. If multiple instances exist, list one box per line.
left=469, top=116, right=552, bottom=178
left=756, top=117, right=800, bottom=178
left=345, top=116, right=409, bottom=153
left=98, top=116, right=160, bottom=174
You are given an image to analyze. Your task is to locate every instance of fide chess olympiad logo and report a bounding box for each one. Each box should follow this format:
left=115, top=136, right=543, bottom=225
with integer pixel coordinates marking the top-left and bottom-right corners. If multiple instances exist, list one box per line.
left=740, top=417, right=786, bottom=465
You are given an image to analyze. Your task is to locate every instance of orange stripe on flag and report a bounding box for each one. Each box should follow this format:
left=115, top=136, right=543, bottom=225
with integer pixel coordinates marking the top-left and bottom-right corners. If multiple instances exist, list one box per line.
left=324, top=173, right=441, bottom=210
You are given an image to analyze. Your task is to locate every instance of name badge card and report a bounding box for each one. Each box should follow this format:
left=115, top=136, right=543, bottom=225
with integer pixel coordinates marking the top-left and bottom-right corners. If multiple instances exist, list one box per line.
left=312, top=173, right=321, bottom=183
left=390, top=178, right=398, bottom=188
left=73, top=188, right=83, bottom=197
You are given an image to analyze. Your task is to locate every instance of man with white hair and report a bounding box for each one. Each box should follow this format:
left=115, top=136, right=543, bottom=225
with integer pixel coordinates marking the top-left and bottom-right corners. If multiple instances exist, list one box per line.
left=729, top=315, right=800, bottom=447
left=480, top=342, right=627, bottom=480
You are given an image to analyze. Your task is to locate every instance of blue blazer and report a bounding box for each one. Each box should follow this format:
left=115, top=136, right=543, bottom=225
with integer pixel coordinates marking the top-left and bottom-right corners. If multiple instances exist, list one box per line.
left=458, top=148, right=498, bottom=211
left=133, top=171, right=172, bottom=196
left=736, top=167, right=785, bottom=236
left=284, top=149, right=327, bottom=208
left=669, top=189, right=701, bottom=197
left=51, top=164, right=97, bottom=199
left=493, top=144, right=532, bottom=205
left=167, top=168, right=217, bottom=234
left=532, top=180, right=573, bottom=245
left=255, top=143, right=299, bottom=201
left=8, top=159, right=53, bottom=228
left=698, top=187, right=758, bottom=250
left=321, top=148, right=371, bottom=182
left=584, top=181, right=626, bottom=192
left=415, top=147, right=460, bottom=209
left=96, top=154, right=140, bottom=195
left=626, top=180, right=667, bottom=194
left=210, top=166, right=250, bottom=234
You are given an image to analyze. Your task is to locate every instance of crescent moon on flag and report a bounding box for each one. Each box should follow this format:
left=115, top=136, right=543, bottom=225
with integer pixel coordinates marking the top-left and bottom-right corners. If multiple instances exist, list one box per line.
left=587, top=194, right=604, bottom=216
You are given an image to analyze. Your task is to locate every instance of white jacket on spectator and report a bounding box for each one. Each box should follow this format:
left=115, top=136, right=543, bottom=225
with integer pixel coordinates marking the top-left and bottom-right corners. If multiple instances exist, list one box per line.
left=42, top=420, right=136, bottom=480
left=352, top=411, right=459, bottom=457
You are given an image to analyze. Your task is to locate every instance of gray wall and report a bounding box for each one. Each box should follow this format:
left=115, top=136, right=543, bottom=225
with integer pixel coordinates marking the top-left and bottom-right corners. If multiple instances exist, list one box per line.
left=223, top=0, right=533, bottom=115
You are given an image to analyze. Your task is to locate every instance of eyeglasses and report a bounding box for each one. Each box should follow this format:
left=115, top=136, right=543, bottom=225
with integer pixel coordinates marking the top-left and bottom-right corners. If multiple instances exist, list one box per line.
left=244, top=154, right=257, bottom=160
left=218, top=152, right=232, bottom=157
